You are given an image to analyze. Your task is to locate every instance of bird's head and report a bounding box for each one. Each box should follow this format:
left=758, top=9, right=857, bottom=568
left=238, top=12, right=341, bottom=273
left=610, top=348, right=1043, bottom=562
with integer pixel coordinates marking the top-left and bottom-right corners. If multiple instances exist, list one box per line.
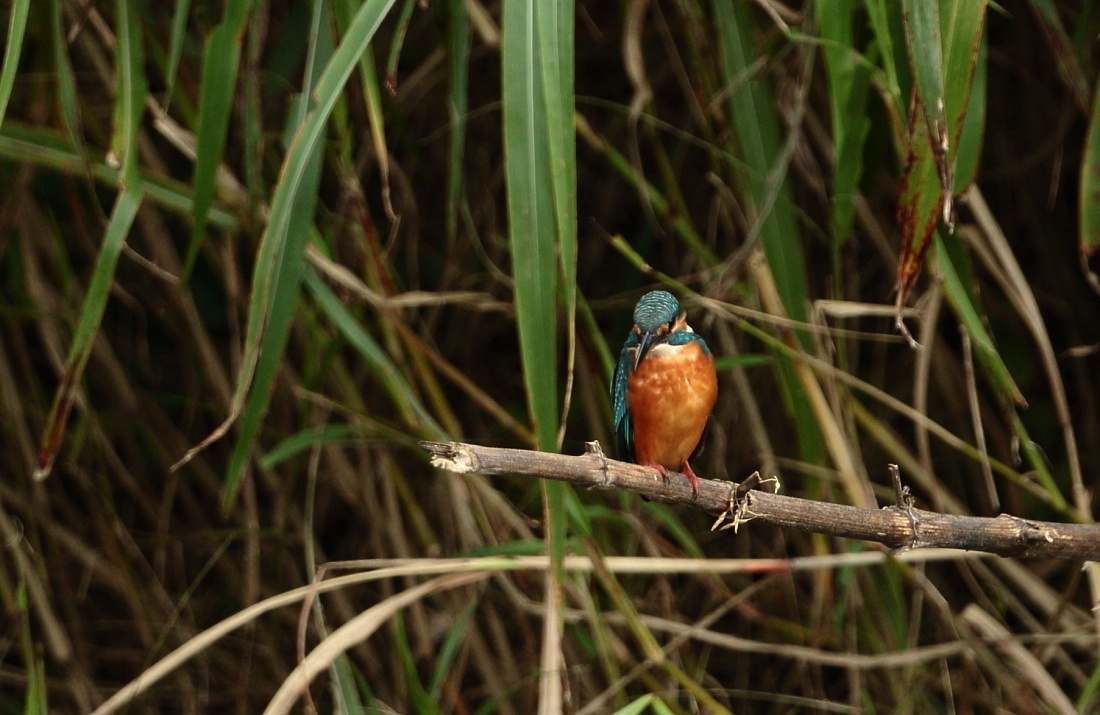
left=630, top=291, right=689, bottom=369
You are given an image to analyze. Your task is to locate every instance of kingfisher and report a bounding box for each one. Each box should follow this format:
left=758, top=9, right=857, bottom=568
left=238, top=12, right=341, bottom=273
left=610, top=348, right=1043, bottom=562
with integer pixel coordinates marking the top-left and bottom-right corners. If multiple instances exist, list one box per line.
left=611, top=290, right=718, bottom=497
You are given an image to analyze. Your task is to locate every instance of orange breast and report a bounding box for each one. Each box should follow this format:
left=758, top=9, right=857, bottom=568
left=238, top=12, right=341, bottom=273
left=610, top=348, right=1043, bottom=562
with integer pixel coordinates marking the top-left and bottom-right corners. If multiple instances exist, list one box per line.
left=627, top=342, right=717, bottom=469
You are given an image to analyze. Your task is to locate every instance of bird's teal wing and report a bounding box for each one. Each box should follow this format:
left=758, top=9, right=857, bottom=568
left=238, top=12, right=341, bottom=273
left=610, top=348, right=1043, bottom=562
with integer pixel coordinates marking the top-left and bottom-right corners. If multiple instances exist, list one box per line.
left=612, top=345, right=633, bottom=460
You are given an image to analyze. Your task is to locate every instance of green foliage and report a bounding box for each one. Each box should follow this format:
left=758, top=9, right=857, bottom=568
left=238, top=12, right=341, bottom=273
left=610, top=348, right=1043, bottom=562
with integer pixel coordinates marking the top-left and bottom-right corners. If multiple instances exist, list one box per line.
left=0, top=0, right=1097, bottom=712
left=0, top=0, right=29, bottom=126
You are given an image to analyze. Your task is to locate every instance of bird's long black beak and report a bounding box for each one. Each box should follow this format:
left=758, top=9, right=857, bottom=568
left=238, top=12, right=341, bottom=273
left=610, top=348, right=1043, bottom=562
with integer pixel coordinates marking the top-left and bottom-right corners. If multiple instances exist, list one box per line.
left=633, top=330, right=661, bottom=370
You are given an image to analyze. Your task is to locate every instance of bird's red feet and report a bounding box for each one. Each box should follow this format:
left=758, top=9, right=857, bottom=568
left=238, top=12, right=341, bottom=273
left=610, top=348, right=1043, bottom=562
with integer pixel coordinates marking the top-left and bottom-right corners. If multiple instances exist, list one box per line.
left=679, top=460, right=701, bottom=498
left=643, top=461, right=701, bottom=498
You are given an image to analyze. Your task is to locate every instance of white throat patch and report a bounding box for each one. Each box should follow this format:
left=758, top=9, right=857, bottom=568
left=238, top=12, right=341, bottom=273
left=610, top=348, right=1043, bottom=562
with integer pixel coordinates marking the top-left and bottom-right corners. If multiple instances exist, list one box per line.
left=645, top=342, right=685, bottom=359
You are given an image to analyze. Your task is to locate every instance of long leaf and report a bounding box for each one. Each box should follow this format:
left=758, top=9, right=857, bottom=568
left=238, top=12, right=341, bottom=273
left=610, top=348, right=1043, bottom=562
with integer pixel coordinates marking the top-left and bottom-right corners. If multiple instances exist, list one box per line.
left=1027, top=0, right=1090, bottom=113
left=538, top=0, right=577, bottom=448
left=111, top=0, right=145, bottom=186
left=0, top=0, right=30, bottom=127
left=712, top=0, right=822, bottom=464
left=220, top=0, right=329, bottom=510
left=443, top=0, right=469, bottom=244
left=0, top=123, right=236, bottom=228
left=47, top=0, right=80, bottom=145
left=934, top=234, right=1024, bottom=406
left=173, top=0, right=401, bottom=501
left=183, top=0, right=252, bottom=281
left=903, top=0, right=947, bottom=164
left=896, top=0, right=985, bottom=306
left=941, top=0, right=986, bottom=193
left=305, top=269, right=446, bottom=439
left=333, top=0, right=394, bottom=219
left=896, top=0, right=948, bottom=305
left=953, top=31, right=986, bottom=193
left=712, top=0, right=808, bottom=325
left=1079, top=71, right=1100, bottom=286
left=164, top=0, right=193, bottom=106
left=503, top=2, right=558, bottom=451
left=863, top=0, right=906, bottom=128
left=502, top=1, right=575, bottom=711
left=35, top=188, right=144, bottom=479
left=35, top=0, right=146, bottom=479
left=817, top=0, right=872, bottom=252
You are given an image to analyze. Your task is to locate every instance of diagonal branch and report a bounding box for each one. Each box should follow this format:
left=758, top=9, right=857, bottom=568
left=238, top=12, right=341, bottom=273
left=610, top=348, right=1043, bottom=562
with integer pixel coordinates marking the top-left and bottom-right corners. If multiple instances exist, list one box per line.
left=420, top=440, right=1100, bottom=562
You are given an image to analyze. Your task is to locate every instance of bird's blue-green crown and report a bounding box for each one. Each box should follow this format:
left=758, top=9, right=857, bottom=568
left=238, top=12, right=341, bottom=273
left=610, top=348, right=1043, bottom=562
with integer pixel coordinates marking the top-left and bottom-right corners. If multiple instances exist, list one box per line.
left=633, top=291, right=680, bottom=332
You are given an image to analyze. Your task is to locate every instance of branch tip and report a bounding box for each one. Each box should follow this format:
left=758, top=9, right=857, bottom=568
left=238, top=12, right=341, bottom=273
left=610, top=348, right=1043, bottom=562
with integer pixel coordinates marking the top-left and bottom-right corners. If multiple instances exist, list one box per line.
left=419, top=440, right=480, bottom=473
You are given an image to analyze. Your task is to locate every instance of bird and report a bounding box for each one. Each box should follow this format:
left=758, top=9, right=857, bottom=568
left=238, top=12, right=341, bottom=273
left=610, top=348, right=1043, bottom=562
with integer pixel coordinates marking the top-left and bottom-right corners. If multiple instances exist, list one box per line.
left=611, top=290, right=718, bottom=497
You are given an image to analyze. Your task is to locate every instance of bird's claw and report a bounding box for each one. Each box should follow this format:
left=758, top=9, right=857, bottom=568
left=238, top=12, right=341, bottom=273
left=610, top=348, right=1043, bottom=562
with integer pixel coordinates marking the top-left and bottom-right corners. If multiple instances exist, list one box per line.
left=644, top=461, right=700, bottom=499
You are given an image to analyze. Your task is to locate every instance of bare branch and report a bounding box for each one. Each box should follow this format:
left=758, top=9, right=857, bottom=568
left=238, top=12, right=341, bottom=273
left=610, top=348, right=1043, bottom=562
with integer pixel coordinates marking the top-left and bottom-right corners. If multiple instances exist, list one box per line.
left=420, top=440, right=1100, bottom=562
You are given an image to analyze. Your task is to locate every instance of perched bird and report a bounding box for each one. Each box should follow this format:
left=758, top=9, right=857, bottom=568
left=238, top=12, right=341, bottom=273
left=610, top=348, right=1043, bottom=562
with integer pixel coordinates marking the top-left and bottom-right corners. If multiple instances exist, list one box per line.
left=612, top=290, right=718, bottom=496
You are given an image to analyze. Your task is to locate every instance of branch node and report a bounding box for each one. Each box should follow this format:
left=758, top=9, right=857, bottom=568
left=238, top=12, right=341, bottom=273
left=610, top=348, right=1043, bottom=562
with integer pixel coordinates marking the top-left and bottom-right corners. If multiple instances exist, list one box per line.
left=889, top=464, right=914, bottom=509
left=584, top=440, right=614, bottom=488
left=998, top=514, right=1056, bottom=546
left=886, top=464, right=922, bottom=554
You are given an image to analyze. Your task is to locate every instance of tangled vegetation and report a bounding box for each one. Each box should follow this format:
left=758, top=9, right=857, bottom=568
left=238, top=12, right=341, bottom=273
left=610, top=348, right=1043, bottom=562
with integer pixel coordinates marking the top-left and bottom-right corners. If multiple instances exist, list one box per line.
left=1, top=0, right=1098, bottom=712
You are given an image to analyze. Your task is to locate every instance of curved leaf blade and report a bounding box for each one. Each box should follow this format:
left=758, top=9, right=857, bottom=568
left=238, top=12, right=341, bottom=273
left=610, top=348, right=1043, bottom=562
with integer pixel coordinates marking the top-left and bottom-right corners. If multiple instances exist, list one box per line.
left=896, top=0, right=986, bottom=307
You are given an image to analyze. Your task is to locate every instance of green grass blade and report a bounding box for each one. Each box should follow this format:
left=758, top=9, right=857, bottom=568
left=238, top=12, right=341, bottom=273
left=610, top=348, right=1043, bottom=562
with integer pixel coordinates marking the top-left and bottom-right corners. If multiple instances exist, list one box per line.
left=34, top=0, right=146, bottom=479
left=712, top=0, right=821, bottom=465
left=173, top=0, right=400, bottom=491
left=259, top=424, right=362, bottom=470
left=18, top=580, right=48, bottom=714
left=1027, top=0, right=1090, bottom=112
left=503, top=0, right=559, bottom=452
left=394, top=615, right=441, bottom=714
left=934, top=234, right=1024, bottom=405
left=333, top=0, right=393, bottom=218
left=427, top=603, right=475, bottom=700
left=953, top=31, right=986, bottom=192
left=897, top=0, right=948, bottom=302
left=0, top=123, right=236, bottom=228
left=443, top=0, right=469, bottom=244
left=164, top=0, right=193, bottom=106
left=1009, top=411, right=1068, bottom=512
left=863, top=0, right=905, bottom=125
left=305, top=269, right=446, bottom=440
left=34, top=187, right=144, bottom=479
left=941, top=0, right=986, bottom=193
left=902, top=0, right=946, bottom=152
left=712, top=0, right=808, bottom=326
left=47, top=0, right=80, bottom=144
left=1077, top=656, right=1100, bottom=712
left=1079, top=72, right=1100, bottom=264
left=897, top=0, right=985, bottom=304
left=539, top=0, right=577, bottom=446
left=383, top=0, right=418, bottom=89
left=502, top=1, right=575, bottom=708
left=329, top=654, right=365, bottom=713
left=610, top=695, right=660, bottom=715
left=817, top=0, right=872, bottom=251
left=112, top=0, right=146, bottom=186
left=220, top=0, right=329, bottom=510
left=183, top=0, right=251, bottom=281
left=0, top=0, right=30, bottom=127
